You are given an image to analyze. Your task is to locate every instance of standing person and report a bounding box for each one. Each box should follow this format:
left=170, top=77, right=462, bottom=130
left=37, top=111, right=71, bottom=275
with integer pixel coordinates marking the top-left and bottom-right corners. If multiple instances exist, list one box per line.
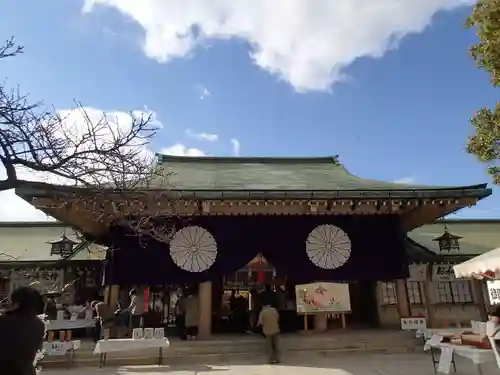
left=0, top=287, right=45, bottom=375
left=176, top=291, right=187, bottom=340
left=115, top=301, right=130, bottom=338
left=125, top=289, right=144, bottom=329
left=43, top=296, right=57, bottom=320
left=258, top=298, right=280, bottom=364
left=184, top=290, right=199, bottom=340
left=275, top=285, right=287, bottom=332
left=249, top=288, right=261, bottom=333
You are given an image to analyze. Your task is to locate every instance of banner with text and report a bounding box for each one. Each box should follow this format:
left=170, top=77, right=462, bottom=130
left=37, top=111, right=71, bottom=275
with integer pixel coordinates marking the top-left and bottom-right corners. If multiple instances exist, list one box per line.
left=487, top=280, right=500, bottom=306
left=432, top=264, right=456, bottom=282
left=295, top=282, right=351, bottom=314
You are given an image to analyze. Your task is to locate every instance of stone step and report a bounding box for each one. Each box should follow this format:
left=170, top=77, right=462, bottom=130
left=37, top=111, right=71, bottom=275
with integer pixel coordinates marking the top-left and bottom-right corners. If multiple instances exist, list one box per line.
left=42, top=345, right=422, bottom=369
left=40, top=331, right=422, bottom=369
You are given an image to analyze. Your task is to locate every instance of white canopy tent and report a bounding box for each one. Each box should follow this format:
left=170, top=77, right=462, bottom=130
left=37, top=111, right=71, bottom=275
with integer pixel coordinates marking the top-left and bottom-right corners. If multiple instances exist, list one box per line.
left=454, top=247, right=500, bottom=279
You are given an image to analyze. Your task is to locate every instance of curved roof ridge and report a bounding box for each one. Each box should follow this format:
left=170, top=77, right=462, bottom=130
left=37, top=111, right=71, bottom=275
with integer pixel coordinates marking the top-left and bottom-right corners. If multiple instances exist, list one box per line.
left=339, top=166, right=488, bottom=190
left=156, top=154, right=340, bottom=165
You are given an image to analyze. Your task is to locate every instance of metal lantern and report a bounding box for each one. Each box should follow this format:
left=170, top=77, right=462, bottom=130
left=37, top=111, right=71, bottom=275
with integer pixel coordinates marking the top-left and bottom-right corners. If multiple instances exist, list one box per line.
left=48, top=235, right=78, bottom=257
left=432, top=226, right=462, bottom=252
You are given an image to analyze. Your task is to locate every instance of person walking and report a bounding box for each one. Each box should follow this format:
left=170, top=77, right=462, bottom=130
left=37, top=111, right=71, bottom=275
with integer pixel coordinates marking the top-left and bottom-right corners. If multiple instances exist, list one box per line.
left=258, top=298, right=280, bottom=364
left=0, top=287, right=46, bottom=375
left=184, top=290, right=199, bottom=340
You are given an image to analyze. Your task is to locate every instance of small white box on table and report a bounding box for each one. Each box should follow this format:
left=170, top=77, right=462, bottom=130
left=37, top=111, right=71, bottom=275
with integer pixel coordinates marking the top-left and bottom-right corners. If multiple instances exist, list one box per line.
left=154, top=327, right=165, bottom=339
left=132, top=328, right=144, bottom=340
left=144, top=328, right=154, bottom=339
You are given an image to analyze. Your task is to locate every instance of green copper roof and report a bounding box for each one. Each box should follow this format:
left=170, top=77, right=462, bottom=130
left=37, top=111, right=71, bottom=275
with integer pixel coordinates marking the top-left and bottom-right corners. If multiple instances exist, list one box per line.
left=408, top=219, right=500, bottom=256
left=406, top=219, right=500, bottom=263
left=154, top=155, right=491, bottom=199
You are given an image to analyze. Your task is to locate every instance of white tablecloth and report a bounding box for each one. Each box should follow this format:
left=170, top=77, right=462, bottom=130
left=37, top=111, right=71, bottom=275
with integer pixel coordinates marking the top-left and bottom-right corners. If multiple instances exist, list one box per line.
left=45, top=319, right=95, bottom=331
left=421, top=328, right=469, bottom=340
left=94, top=338, right=170, bottom=354
left=42, top=340, right=81, bottom=356
left=429, top=342, right=495, bottom=364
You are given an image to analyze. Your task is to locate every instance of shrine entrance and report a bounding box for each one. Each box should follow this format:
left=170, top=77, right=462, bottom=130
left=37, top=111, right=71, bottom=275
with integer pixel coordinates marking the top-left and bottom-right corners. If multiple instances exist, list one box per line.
left=346, top=281, right=379, bottom=328
left=211, top=254, right=298, bottom=334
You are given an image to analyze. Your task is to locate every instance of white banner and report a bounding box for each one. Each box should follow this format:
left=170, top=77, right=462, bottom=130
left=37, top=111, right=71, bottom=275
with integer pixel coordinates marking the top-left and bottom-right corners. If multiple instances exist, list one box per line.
left=295, top=282, right=351, bottom=314
left=409, top=264, right=427, bottom=282
left=487, top=280, right=500, bottom=305
left=432, top=264, right=455, bottom=282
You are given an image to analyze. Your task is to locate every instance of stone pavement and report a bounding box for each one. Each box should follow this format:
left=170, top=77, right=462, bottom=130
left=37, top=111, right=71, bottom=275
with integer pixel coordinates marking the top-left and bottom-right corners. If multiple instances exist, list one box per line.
left=40, top=353, right=500, bottom=375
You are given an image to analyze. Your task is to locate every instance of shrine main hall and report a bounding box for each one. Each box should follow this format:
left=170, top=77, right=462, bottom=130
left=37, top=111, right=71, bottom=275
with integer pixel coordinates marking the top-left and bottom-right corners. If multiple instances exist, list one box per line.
left=15, top=155, right=492, bottom=335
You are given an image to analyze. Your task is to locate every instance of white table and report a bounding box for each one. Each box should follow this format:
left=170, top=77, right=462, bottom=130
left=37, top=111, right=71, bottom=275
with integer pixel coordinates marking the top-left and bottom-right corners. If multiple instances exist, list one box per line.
left=42, top=340, right=81, bottom=368
left=421, top=328, right=470, bottom=340
left=94, top=338, right=170, bottom=367
left=45, top=319, right=95, bottom=331
left=426, top=342, right=495, bottom=374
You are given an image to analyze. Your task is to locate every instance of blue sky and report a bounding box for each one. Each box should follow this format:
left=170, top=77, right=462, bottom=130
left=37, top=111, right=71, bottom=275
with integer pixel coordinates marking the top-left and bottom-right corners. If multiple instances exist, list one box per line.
left=0, top=0, right=498, bottom=220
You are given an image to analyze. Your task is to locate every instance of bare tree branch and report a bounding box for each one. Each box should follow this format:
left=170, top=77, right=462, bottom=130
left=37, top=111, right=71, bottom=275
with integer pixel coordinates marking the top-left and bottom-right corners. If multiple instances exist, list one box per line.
left=0, top=37, right=183, bottom=252
left=0, top=37, right=23, bottom=59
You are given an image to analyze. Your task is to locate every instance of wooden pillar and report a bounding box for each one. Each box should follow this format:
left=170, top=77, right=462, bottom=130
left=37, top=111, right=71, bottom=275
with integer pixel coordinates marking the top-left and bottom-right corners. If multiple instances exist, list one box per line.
left=395, top=279, right=410, bottom=318
left=198, top=281, right=212, bottom=337
left=104, top=285, right=119, bottom=307
left=422, top=264, right=436, bottom=327
left=471, top=279, right=488, bottom=321
left=63, top=267, right=75, bottom=304
left=104, top=286, right=110, bottom=304
left=314, top=313, right=327, bottom=332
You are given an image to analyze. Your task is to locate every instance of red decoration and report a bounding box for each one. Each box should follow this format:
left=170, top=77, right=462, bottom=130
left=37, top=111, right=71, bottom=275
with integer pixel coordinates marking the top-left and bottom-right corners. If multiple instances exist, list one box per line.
left=143, top=288, right=150, bottom=312
left=257, top=270, right=264, bottom=283
left=478, top=270, right=496, bottom=279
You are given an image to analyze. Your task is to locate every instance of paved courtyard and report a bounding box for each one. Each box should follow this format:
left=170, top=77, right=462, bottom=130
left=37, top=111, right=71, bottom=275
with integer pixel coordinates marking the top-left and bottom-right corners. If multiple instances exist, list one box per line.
left=40, top=353, right=500, bottom=375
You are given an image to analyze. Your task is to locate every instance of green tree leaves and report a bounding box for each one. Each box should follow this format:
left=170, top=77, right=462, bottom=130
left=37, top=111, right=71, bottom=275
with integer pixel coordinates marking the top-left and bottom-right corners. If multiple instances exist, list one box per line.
left=466, top=0, right=500, bottom=184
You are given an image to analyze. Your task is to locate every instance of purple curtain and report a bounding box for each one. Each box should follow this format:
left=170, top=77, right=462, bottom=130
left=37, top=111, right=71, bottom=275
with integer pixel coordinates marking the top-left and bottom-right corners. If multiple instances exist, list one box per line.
left=104, top=214, right=408, bottom=285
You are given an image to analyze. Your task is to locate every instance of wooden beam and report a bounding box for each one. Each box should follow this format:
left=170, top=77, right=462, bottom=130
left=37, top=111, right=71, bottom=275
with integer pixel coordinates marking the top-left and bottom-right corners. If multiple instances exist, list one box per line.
left=30, top=195, right=481, bottom=239
left=401, top=198, right=479, bottom=231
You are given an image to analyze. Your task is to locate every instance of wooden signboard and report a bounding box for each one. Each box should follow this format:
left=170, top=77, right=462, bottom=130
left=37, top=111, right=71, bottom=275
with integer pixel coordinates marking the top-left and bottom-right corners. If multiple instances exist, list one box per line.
left=295, top=282, right=351, bottom=313
left=295, top=282, right=351, bottom=331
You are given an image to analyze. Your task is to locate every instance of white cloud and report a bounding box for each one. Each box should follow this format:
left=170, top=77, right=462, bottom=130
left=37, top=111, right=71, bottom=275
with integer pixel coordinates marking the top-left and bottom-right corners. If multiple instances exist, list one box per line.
left=197, top=85, right=211, bottom=100
left=230, top=139, right=240, bottom=156
left=82, top=0, right=472, bottom=92
left=393, top=176, right=417, bottom=184
left=185, top=128, right=218, bottom=142
left=160, top=144, right=207, bottom=157
left=0, top=105, right=160, bottom=222
left=0, top=168, right=55, bottom=222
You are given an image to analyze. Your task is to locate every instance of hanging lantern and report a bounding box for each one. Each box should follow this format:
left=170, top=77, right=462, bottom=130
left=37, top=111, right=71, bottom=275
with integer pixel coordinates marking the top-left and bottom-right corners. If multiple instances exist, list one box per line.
left=432, top=226, right=462, bottom=252
left=48, top=235, right=79, bottom=257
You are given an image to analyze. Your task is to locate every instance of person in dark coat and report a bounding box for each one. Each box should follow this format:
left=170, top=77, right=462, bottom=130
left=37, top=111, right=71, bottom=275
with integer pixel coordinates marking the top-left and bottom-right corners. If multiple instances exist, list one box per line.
left=0, top=287, right=45, bottom=375
left=43, top=296, right=58, bottom=320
